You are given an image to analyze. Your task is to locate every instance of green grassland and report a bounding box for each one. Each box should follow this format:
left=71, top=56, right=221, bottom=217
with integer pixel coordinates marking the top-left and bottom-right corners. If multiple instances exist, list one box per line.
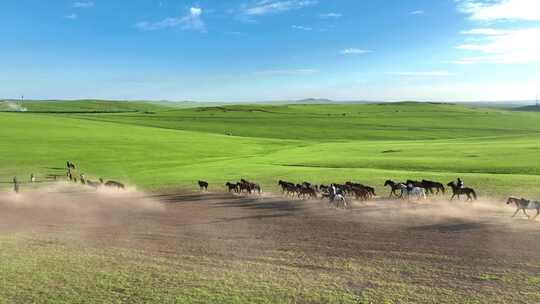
left=1, top=101, right=540, bottom=196
left=1, top=235, right=537, bottom=304
left=2, top=100, right=540, bottom=304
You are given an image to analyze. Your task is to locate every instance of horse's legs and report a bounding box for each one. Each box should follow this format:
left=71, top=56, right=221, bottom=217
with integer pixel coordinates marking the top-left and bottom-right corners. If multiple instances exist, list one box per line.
left=533, top=209, right=540, bottom=220
left=522, top=209, right=530, bottom=218
left=450, top=194, right=455, bottom=201
left=512, top=208, right=520, bottom=217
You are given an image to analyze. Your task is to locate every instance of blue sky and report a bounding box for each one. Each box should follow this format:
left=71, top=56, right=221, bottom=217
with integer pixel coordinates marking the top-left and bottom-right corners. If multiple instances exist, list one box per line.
left=1, top=0, right=539, bottom=101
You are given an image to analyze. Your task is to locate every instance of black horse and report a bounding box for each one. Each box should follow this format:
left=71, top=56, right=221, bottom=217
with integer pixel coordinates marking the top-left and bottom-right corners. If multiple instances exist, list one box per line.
left=225, top=182, right=239, bottom=193
left=421, top=179, right=445, bottom=194
left=384, top=180, right=403, bottom=198
left=198, top=180, right=209, bottom=191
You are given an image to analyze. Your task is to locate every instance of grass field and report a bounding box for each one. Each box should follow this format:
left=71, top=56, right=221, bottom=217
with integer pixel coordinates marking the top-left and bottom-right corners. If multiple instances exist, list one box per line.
left=1, top=100, right=540, bottom=303
left=1, top=100, right=540, bottom=196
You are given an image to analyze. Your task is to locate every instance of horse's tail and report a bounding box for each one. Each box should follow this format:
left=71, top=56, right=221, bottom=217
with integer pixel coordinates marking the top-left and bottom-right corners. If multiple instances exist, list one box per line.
left=471, top=189, right=477, bottom=200
left=440, top=185, right=445, bottom=194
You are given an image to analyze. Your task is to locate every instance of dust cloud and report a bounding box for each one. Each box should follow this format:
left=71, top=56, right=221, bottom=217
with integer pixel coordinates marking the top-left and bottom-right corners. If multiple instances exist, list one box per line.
left=0, top=182, right=165, bottom=238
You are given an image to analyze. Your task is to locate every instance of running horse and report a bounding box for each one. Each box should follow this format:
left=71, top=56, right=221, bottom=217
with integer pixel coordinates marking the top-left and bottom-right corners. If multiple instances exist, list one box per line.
left=198, top=180, right=209, bottom=191
left=447, top=181, right=477, bottom=201
left=507, top=197, right=540, bottom=220
left=421, top=179, right=445, bottom=195
left=384, top=180, right=404, bottom=198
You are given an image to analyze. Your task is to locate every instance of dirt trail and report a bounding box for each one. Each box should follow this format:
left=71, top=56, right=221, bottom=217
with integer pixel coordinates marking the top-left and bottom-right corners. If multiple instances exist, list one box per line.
left=0, top=184, right=539, bottom=270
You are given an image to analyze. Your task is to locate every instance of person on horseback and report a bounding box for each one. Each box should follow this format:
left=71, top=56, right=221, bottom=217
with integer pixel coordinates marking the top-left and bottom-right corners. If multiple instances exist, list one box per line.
left=457, top=178, right=464, bottom=189
left=13, top=176, right=19, bottom=193
left=331, top=184, right=337, bottom=197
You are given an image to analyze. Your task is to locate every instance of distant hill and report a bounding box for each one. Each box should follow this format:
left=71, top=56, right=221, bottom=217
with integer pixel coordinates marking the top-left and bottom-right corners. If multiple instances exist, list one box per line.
left=0, top=100, right=172, bottom=113
left=513, top=105, right=540, bottom=112
left=294, top=98, right=334, bottom=104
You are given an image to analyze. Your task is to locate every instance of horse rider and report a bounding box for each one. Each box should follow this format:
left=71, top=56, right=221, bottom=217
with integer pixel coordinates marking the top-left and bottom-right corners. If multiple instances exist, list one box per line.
left=331, top=184, right=337, bottom=197
left=457, top=178, right=464, bottom=189
left=13, top=176, right=19, bottom=193
left=406, top=182, right=413, bottom=192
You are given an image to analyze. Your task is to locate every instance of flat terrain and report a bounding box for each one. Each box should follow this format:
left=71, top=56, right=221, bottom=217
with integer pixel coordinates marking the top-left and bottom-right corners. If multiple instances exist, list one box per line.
left=0, top=185, right=538, bottom=303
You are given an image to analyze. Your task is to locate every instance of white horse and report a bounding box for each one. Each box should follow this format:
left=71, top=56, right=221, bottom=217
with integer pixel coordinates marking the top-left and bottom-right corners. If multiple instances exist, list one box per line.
left=328, top=186, right=348, bottom=208
left=399, top=184, right=426, bottom=201
left=507, top=197, right=540, bottom=220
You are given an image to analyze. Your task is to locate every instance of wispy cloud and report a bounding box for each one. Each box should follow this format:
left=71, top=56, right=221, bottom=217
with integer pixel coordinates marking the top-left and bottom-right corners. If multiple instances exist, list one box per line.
left=461, top=28, right=512, bottom=35
left=340, top=48, right=371, bottom=55
left=136, top=7, right=205, bottom=32
left=320, top=12, right=342, bottom=18
left=253, top=69, right=318, bottom=76
left=72, top=1, right=94, bottom=8
left=292, top=25, right=312, bottom=31
left=410, top=10, right=424, bottom=15
left=240, top=0, right=317, bottom=16
left=456, top=0, right=540, bottom=21
left=387, top=71, right=454, bottom=77
left=456, top=27, right=540, bottom=64
left=65, top=13, right=78, bottom=20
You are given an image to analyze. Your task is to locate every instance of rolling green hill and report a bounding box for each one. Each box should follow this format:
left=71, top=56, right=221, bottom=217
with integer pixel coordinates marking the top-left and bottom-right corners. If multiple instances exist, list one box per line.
left=0, top=100, right=172, bottom=113
left=1, top=101, right=540, bottom=196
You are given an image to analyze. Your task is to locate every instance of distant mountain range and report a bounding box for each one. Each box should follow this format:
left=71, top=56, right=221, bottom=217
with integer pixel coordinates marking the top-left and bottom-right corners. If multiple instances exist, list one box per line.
left=2, top=98, right=539, bottom=109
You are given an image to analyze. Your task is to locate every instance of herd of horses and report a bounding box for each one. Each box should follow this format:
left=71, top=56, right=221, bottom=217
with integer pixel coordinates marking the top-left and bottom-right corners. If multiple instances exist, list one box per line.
left=384, top=179, right=477, bottom=201
left=195, top=177, right=479, bottom=209
left=66, top=161, right=126, bottom=190
left=200, top=178, right=540, bottom=219
left=222, top=179, right=262, bottom=194
left=8, top=161, right=539, bottom=220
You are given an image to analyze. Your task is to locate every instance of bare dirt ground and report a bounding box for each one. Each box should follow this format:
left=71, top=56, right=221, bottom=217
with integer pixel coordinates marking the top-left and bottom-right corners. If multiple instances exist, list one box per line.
left=1, top=183, right=539, bottom=303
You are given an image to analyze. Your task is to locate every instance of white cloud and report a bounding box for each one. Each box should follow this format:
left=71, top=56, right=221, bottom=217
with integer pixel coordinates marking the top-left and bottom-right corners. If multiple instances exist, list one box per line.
left=387, top=71, right=455, bottom=77
left=340, top=48, right=371, bottom=55
left=253, top=69, right=318, bottom=76
left=292, top=25, right=312, bottom=31
left=240, top=0, right=317, bottom=16
left=410, top=10, right=424, bottom=15
left=320, top=12, right=342, bottom=18
left=136, top=7, right=205, bottom=32
left=72, top=1, right=94, bottom=8
left=457, top=0, right=540, bottom=21
left=461, top=28, right=512, bottom=35
left=65, top=13, right=78, bottom=20
left=456, top=27, right=540, bottom=64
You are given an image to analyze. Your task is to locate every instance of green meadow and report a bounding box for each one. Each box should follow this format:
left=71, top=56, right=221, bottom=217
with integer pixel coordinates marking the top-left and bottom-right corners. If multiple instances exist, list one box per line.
left=1, top=100, right=540, bottom=196
left=1, top=100, right=540, bottom=304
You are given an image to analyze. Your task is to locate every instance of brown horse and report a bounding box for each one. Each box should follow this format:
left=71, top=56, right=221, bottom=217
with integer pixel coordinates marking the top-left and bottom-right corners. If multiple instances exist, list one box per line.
left=239, top=179, right=261, bottom=195
left=100, top=178, right=125, bottom=189
left=447, top=181, right=476, bottom=201
left=298, top=187, right=317, bottom=199
left=351, top=186, right=370, bottom=201
left=346, top=182, right=376, bottom=198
